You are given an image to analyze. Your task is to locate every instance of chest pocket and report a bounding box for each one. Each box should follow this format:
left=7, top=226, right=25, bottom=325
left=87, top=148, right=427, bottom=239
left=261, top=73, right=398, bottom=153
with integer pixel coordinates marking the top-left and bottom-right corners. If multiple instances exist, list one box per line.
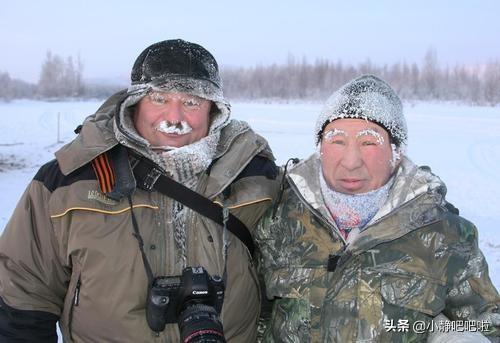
left=380, top=272, right=447, bottom=317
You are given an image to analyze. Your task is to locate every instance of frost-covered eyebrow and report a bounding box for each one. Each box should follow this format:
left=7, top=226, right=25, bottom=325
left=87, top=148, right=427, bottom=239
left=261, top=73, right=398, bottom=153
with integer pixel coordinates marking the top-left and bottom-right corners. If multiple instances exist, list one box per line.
left=149, top=91, right=203, bottom=101
left=183, top=94, right=203, bottom=100
left=171, top=94, right=202, bottom=102
left=324, top=128, right=347, bottom=140
left=356, top=129, right=385, bottom=144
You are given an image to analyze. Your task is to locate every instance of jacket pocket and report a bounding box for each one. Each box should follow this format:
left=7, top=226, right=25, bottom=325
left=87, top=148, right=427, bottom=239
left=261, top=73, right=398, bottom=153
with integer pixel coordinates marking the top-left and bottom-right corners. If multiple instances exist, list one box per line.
left=264, top=297, right=311, bottom=343
left=264, top=267, right=313, bottom=300
left=60, top=262, right=83, bottom=341
left=380, top=272, right=447, bottom=317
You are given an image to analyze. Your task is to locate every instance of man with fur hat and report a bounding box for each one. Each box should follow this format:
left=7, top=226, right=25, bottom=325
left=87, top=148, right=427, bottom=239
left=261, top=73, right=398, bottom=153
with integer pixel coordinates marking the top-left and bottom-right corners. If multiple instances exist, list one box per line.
left=0, top=39, right=279, bottom=342
left=256, top=75, right=500, bottom=342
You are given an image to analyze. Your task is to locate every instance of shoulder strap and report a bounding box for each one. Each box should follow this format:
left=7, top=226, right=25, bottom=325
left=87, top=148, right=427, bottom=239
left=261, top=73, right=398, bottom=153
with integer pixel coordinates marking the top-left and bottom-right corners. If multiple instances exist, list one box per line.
left=132, top=157, right=255, bottom=255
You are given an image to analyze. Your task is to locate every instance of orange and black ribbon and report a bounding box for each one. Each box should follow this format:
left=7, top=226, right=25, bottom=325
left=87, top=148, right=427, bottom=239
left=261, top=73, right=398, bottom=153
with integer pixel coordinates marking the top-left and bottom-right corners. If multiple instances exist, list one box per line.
left=91, top=153, right=116, bottom=194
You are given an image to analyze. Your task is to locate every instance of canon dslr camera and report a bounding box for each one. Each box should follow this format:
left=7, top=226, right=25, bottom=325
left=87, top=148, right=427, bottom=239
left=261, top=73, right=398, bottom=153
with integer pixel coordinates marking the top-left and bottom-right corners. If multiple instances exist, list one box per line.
left=146, top=266, right=225, bottom=342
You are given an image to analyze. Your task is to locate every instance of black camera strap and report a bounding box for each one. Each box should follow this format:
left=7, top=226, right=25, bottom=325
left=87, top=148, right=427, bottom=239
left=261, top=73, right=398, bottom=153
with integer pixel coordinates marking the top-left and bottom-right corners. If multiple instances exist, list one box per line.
left=128, top=195, right=155, bottom=286
left=132, top=156, right=255, bottom=256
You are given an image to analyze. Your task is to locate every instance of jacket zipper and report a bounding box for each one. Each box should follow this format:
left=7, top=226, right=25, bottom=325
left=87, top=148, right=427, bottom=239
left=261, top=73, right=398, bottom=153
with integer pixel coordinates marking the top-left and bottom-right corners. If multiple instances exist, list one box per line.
left=74, top=279, right=81, bottom=306
left=69, top=277, right=81, bottom=341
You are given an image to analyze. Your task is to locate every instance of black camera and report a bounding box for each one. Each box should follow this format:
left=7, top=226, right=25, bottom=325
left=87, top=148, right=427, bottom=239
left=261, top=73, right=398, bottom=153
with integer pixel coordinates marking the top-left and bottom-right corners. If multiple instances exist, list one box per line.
left=146, top=266, right=225, bottom=342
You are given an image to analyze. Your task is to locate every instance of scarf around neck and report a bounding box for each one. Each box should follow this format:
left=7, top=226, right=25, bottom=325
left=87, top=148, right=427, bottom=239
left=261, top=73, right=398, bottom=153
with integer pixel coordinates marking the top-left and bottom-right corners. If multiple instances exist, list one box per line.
left=319, top=170, right=394, bottom=239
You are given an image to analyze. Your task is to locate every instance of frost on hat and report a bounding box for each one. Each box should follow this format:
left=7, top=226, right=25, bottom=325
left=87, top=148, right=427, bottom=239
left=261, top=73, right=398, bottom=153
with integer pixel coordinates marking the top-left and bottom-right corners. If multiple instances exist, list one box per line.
left=127, top=39, right=230, bottom=117
left=315, top=74, right=407, bottom=147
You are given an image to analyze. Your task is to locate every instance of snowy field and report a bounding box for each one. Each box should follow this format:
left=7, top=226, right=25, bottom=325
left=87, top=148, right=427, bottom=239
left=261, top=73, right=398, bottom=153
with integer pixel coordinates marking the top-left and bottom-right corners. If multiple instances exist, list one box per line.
left=1, top=99, right=499, bottom=294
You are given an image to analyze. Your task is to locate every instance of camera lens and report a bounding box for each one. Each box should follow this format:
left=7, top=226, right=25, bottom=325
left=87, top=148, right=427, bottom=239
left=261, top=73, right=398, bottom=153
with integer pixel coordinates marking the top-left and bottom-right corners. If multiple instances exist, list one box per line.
left=178, top=304, right=225, bottom=343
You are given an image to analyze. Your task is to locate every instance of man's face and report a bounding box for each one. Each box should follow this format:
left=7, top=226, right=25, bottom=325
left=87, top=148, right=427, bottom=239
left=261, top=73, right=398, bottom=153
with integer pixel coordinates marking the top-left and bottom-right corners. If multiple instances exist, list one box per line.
left=134, top=91, right=212, bottom=148
left=320, top=118, right=397, bottom=194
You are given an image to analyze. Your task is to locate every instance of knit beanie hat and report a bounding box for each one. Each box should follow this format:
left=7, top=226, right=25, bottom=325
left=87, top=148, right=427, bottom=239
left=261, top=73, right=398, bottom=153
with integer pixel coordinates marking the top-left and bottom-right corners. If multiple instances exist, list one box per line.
left=127, top=39, right=230, bottom=119
left=315, top=74, right=407, bottom=147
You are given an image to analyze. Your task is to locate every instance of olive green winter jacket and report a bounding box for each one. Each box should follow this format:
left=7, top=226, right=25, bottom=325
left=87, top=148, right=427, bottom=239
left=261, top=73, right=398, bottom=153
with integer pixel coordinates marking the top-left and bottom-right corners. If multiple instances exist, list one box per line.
left=256, top=154, right=500, bottom=342
left=0, top=92, right=279, bottom=342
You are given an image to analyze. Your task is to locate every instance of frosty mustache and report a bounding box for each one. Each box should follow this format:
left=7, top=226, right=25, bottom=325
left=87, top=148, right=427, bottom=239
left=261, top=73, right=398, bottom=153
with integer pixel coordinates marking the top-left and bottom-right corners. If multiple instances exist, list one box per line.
left=155, top=121, right=193, bottom=135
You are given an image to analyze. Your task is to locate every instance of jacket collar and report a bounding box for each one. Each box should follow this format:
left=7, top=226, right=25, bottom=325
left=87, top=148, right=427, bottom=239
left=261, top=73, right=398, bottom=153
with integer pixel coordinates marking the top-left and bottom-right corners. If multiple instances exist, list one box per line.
left=287, top=154, right=448, bottom=253
left=347, top=157, right=447, bottom=254
left=204, top=122, right=272, bottom=199
left=55, top=90, right=127, bottom=175
left=287, top=153, right=335, bottom=227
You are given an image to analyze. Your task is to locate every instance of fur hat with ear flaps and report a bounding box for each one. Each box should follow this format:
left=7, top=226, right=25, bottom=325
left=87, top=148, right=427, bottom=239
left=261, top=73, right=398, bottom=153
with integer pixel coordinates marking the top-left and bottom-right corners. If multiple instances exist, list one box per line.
left=115, top=39, right=232, bottom=149
left=315, top=74, right=407, bottom=147
left=127, top=38, right=230, bottom=121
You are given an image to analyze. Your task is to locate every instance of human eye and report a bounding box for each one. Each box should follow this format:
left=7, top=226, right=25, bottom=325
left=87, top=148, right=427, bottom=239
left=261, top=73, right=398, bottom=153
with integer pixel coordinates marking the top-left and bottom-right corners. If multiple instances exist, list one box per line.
left=357, top=129, right=384, bottom=146
left=328, top=138, right=346, bottom=145
left=323, top=129, right=346, bottom=145
left=148, top=92, right=167, bottom=105
left=361, top=140, right=378, bottom=146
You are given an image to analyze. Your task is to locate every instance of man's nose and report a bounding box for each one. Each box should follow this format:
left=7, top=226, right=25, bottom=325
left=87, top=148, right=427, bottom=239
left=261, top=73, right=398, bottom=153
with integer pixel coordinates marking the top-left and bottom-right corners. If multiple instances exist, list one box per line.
left=161, top=101, right=183, bottom=123
left=340, top=144, right=363, bottom=170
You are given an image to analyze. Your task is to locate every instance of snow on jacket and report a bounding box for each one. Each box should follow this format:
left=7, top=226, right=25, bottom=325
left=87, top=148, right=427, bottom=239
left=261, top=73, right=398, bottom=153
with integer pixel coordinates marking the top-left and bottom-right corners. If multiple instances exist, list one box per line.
left=0, top=91, right=279, bottom=342
left=256, top=153, right=500, bottom=342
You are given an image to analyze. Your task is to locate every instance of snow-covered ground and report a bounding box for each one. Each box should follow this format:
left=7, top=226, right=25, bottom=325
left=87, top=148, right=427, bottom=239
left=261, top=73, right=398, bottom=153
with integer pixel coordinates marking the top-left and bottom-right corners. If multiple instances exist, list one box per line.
left=1, top=99, right=499, bottom=293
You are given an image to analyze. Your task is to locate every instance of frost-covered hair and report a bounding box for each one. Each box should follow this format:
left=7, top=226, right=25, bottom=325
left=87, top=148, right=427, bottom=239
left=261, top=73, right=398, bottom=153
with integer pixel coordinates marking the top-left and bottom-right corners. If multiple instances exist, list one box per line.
left=315, top=74, right=407, bottom=147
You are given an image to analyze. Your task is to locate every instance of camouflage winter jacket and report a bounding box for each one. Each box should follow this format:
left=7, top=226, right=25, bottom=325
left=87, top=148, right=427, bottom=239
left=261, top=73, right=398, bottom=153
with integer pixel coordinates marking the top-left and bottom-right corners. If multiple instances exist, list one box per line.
left=256, top=154, right=500, bottom=342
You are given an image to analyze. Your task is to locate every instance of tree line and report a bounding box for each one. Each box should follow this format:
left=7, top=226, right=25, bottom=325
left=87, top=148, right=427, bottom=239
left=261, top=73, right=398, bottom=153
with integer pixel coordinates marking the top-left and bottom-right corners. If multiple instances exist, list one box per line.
left=222, top=49, right=500, bottom=106
left=0, top=51, right=123, bottom=101
left=1, top=49, right=500, bottom=105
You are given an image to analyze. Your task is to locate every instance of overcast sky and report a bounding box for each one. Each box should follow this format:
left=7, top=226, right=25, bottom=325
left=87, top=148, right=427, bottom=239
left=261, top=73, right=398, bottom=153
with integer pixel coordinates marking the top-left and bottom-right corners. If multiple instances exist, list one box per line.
left=1, top=0, right=499, bottom=83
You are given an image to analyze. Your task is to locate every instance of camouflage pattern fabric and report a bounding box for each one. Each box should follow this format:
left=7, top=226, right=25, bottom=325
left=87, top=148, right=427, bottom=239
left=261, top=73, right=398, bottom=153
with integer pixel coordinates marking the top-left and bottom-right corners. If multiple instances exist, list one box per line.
left=256, top=154, right=500, bottom=342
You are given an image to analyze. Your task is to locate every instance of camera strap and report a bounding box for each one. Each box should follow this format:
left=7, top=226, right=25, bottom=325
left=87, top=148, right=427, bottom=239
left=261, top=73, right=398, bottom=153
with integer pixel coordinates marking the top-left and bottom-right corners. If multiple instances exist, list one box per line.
left=131, top=156, right=256, bottom=256
left=128, top=195, right=155, bottom=286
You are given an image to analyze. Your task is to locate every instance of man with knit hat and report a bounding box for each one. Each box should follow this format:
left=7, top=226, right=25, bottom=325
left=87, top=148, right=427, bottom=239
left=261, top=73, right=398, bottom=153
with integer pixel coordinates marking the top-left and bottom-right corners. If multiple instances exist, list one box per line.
left=256, top=75, right=500, bottom=342
left=0, top=39, right=279, bottom=342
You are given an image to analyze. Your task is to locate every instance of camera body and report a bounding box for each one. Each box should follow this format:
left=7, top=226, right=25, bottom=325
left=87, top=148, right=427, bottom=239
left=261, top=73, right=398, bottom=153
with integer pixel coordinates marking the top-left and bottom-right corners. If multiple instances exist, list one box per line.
left=146, top=266, right=225, bottom=333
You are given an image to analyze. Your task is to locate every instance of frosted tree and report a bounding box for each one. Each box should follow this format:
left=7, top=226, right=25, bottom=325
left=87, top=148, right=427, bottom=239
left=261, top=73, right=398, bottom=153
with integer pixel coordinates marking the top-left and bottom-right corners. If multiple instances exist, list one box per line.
left=37, top=51, right=84, bottom=98
left=483, top=61, right=500, bottom=105
left=421, top=47, right=439, bottom=99
left=63, top=56, right=76, bottom=96
left=0, top=71, right=36, bottom=101
left=0, top=72, right=13, bottom=100
left=75, top=54, right=85, bottom=96
left=37, top=51, right=64, bottom=97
